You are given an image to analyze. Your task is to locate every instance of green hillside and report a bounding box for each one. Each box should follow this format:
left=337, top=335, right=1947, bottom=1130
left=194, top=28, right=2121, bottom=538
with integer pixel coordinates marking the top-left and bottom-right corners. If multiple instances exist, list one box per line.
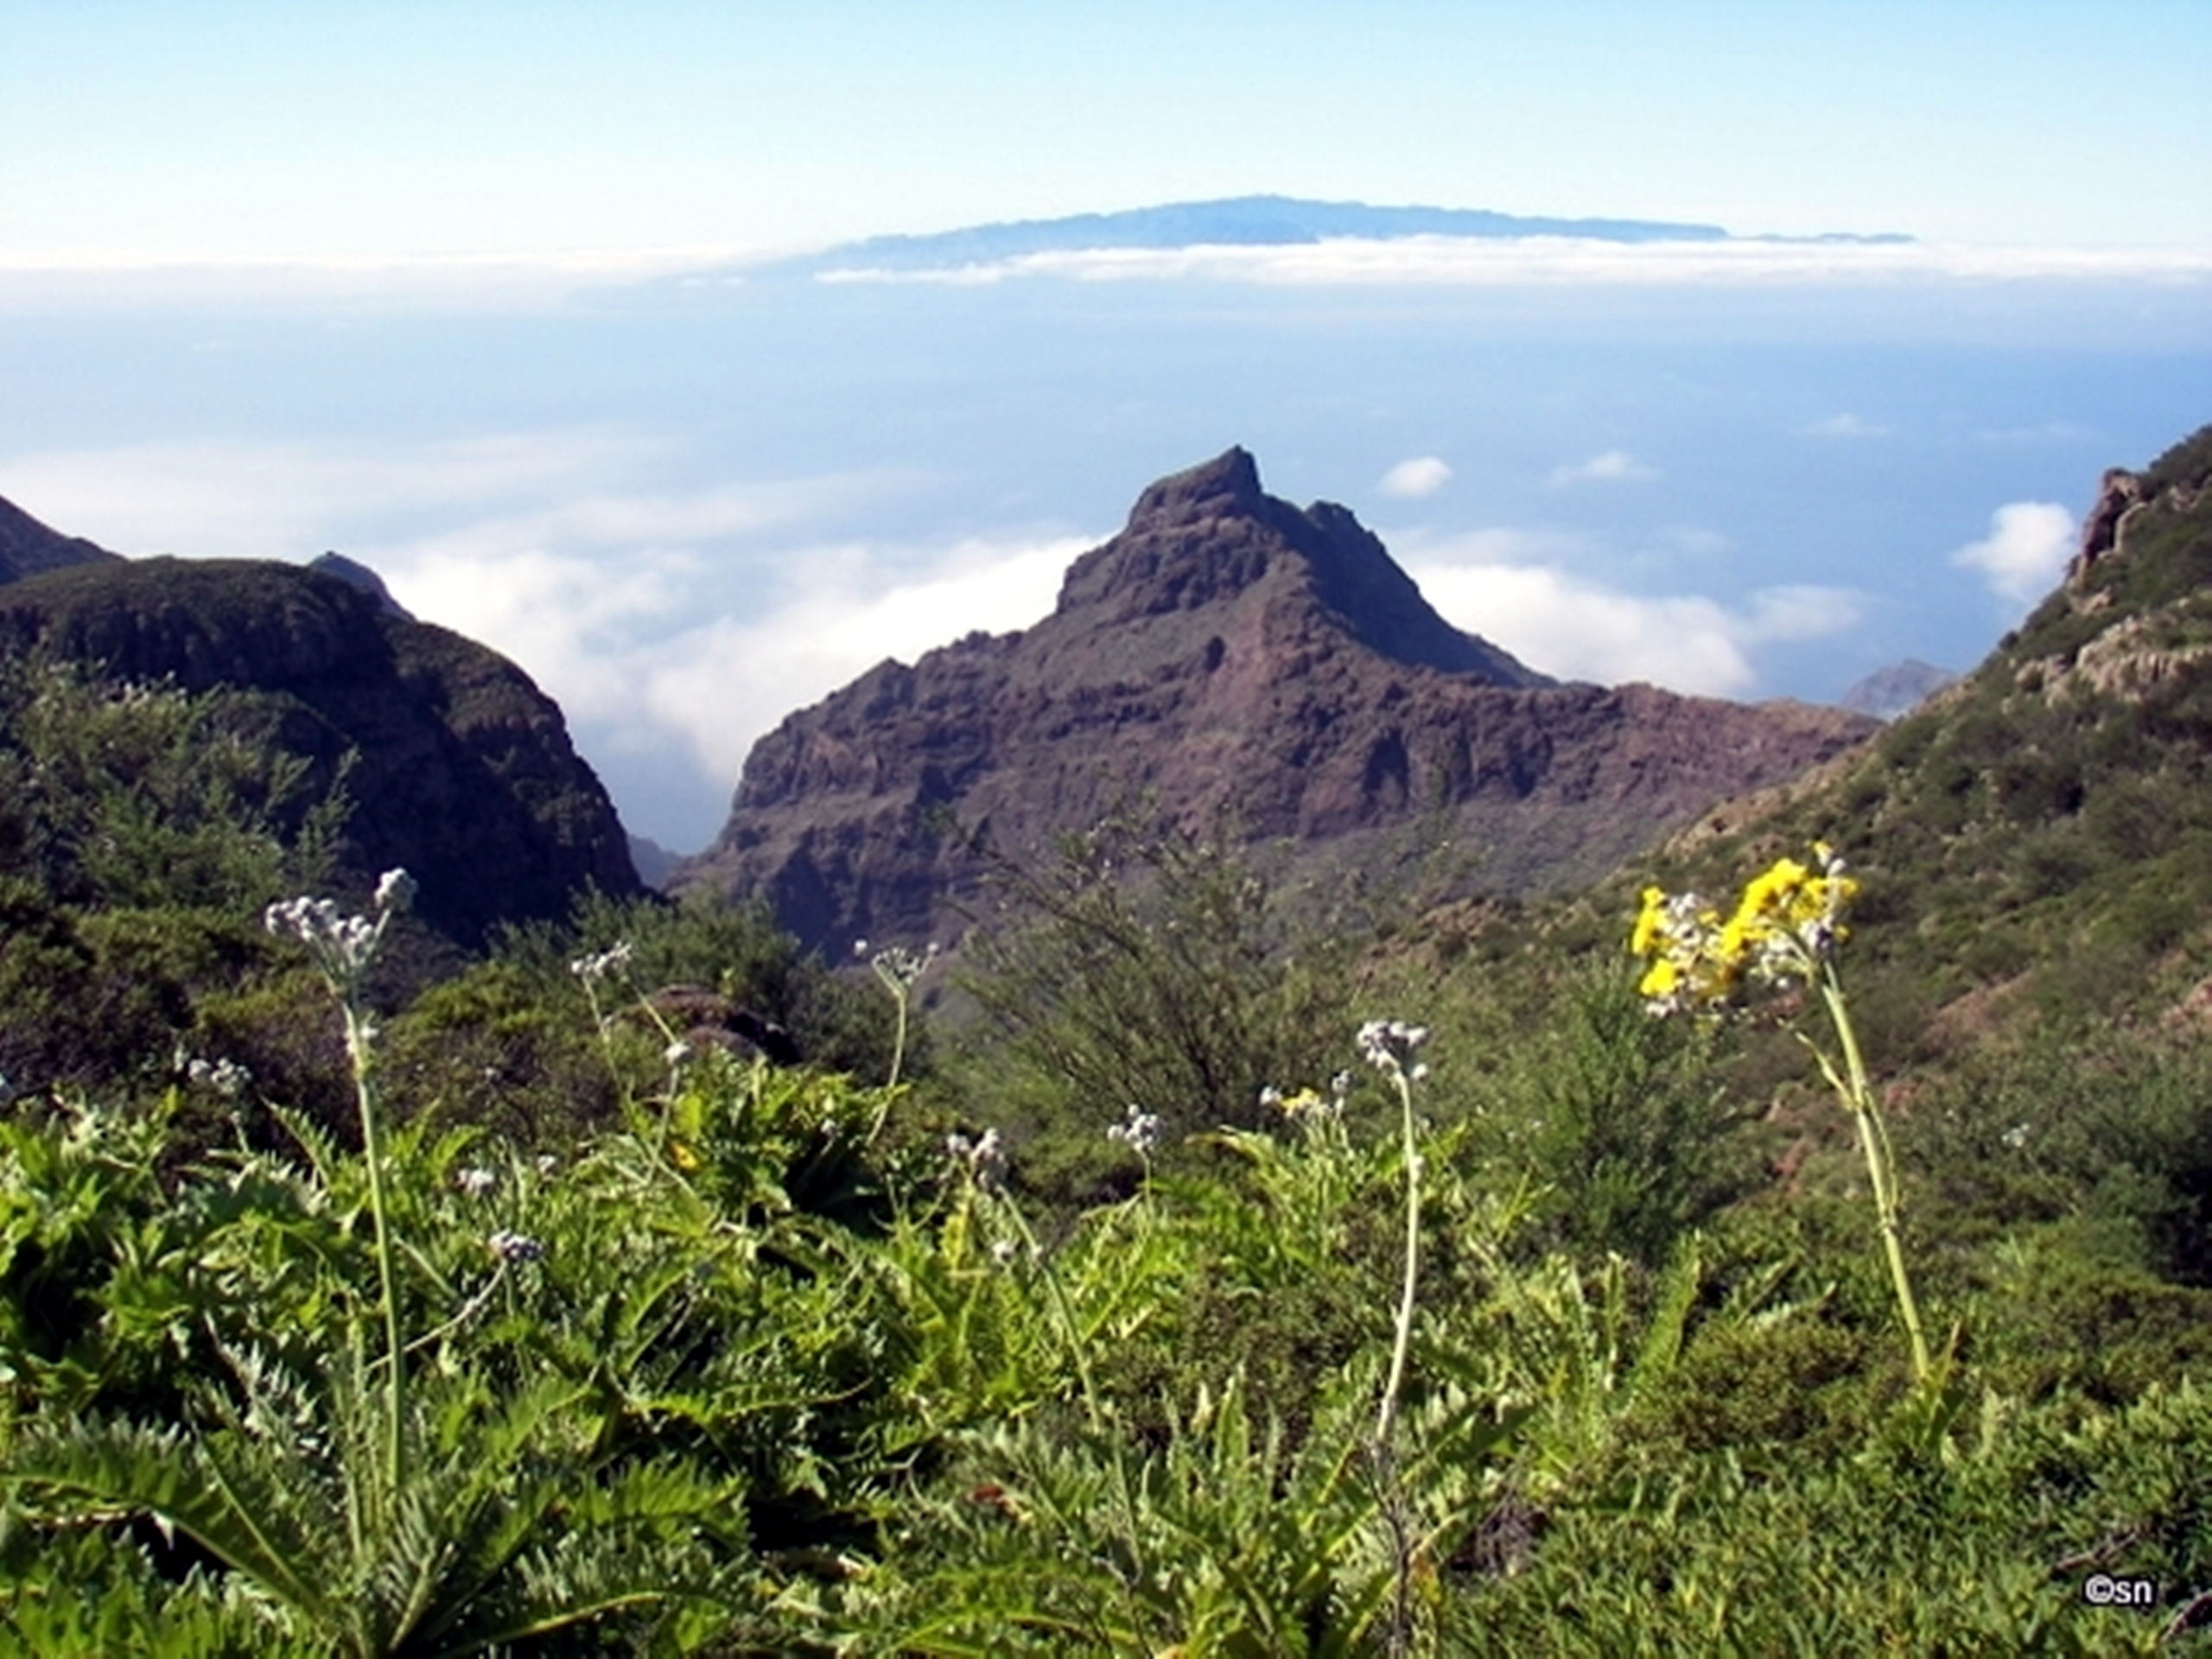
left=1614, top=422, right=2212, bottom=1057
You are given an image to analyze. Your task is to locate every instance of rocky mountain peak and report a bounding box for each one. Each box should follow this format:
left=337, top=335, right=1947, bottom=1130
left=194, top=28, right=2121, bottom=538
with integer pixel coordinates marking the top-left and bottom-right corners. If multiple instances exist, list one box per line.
left=1052, top=447, right=1287, bottom=620
left=1050, top=447, right=1548, bottom=683
left=1839, top=658, right=1957, bottom=721
left=2068, top=467, right=2148, bottom=586
left=309, top=550, right=416, bottom=621
left=677, top=449, right=1872, bottom=954
left=1126, top=444, right=1269, bottom=524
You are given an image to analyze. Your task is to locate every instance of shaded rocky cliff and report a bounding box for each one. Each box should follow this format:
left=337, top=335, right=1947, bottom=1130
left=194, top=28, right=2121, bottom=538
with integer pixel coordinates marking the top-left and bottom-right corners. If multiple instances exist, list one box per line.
left=0, top=552, right=641, bottom=947
left=677, top=449, right=1874, bottom=954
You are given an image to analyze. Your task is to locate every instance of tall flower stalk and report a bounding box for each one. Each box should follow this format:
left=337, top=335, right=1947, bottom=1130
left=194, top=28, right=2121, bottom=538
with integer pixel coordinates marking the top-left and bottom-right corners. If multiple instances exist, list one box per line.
left=1807, top=957, right=1933, bottom=1383
left=1357, top=1020, right=1430, bottom=1450
left=265, top=869, right=416, bottom=1487
left=1630, top=843, right=1934, bottom=1385
left=859, top=938, right=937, bottom=1134
left=1357, top=1017, right=1431, bottom=1657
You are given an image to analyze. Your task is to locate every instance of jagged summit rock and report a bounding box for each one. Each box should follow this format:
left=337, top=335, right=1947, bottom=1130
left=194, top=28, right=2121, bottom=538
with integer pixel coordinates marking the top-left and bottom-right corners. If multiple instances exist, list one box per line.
left=675, top=450, right=1872, bottom=956
left=1054, top=448, right=1549, bottom=682
left=0, top=495, right=122, bottom=586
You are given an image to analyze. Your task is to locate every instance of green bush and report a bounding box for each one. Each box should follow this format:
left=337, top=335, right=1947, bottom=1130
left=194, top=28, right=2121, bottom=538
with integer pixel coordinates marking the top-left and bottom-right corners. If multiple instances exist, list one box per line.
left=1465, top=964, right=1749, bottom=1266
left=953, top=817, right=1368, bottom=1161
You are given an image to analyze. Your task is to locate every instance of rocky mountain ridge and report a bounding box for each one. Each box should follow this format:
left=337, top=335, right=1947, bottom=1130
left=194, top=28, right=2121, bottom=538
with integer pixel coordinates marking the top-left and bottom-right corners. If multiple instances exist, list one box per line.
left=0, top=497, right=122, bottom=586
left=0, top=540, right=641, bottom=947
left=676, top=449, right=1874, bottom=954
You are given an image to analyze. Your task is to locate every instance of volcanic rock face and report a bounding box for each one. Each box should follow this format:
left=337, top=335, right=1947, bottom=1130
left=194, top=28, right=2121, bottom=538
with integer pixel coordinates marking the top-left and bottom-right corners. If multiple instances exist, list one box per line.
left=0, top=555, right=640, bottom=947
left=677, top=449, right=1874, bottom=954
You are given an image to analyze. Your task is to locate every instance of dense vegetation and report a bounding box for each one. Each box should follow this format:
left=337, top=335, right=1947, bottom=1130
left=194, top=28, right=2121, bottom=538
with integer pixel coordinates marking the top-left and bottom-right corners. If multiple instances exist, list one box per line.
left=3, top=429, right=2210, bottom=1651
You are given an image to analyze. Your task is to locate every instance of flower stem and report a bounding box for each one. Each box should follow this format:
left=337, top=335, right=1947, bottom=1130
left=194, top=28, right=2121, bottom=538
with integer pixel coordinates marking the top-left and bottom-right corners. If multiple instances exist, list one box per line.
left=1375, top=1063, right=1421, bottom=1449
left=888, top=988, right=909, bottom=1092
left=345, top=998, right=407, bottom=1493
left=1372, top=1059, right=1424, bottom=1657
left=1818, top=964, right=1932, bottom=1386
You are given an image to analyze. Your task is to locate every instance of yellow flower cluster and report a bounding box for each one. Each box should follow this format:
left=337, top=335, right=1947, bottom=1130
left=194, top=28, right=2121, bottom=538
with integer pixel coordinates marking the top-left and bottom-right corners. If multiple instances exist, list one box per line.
left=1630, top=842, right=1859, bottom=1013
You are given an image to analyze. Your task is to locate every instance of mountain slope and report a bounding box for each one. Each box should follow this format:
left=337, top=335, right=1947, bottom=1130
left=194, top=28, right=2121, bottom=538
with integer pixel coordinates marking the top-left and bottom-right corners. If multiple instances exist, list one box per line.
left=0, top=556, right=641, bottom=947
left=0, top=495, right=122, bottom=586
left=676, top=449, right=1872, bottom=955
left=1611, top=423, right=2212, bottom=1058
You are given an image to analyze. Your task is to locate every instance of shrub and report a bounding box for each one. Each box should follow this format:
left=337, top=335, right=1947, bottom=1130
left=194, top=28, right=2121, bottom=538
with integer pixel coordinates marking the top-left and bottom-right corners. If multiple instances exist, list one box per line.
left=1467, top=963, right=1748, bottom=1267
left=955, top=817, right=1368, bottom=1153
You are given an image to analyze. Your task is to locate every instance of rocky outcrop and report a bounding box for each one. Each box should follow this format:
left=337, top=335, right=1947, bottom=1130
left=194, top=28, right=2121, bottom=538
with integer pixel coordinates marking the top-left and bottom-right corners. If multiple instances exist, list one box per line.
left=2068, top=467, right=2148, bottom=586
left=677, top=449, right=1874, bottom=955
left=0, top=556, right=640, bottom=947
left=0, top=495, right=122, bottom=586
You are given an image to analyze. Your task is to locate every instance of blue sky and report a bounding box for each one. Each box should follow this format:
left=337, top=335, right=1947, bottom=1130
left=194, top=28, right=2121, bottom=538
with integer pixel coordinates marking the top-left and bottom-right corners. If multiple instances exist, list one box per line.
left=7, top=1, right=2209, bottom=266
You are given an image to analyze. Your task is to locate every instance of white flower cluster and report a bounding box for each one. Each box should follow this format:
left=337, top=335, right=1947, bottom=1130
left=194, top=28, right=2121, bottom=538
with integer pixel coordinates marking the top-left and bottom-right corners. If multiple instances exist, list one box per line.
left=1357, top=1019, right=1432, bottom=1083
left=857, top=938, right=939, bottom=990
left=946, top=1127, right=1007, bottom=1189
left=185, top=1056, right=253, bottom=1098
left=569, top=940, right=634, bottom=982
left=264, top=895, right=378, bottom=977
left=487, top=1230, right=545, bottom=1263
left=1105, top=1103, right=1164, bottom=1155
left=456, top=1166, right=497, bottom=1198
left=264, top=869, right=412, bottom=988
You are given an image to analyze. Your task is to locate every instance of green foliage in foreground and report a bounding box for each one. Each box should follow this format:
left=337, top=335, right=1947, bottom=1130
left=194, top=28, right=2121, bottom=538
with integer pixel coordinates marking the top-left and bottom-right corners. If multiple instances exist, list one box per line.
left=3, top=981, right=2208, bottom=1650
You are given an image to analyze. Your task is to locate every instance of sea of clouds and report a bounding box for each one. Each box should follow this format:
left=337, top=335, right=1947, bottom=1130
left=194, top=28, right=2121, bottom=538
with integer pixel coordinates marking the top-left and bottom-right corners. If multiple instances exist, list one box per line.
left=0, top=239, right=2199, bottom=847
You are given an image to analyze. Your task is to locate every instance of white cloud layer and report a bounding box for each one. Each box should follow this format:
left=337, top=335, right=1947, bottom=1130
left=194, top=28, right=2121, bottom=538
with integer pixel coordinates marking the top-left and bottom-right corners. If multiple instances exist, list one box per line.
left=4, top=236, right=2206, bottom=321
left=1950, top=501, right=2078, bottom=608
left=1406, top=531, right=1862, bottom=697
left=1378, top=456, right=1452, bottom=499
left=1548, top=450, right=1659, bottom=487
left=557, top=534, right=1087, bottom=789
left=0, top=430, right=1082, bottom=841
left=818, top=237, right=2212, bottom=289
left=0, top=432, right=635, bottom=556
